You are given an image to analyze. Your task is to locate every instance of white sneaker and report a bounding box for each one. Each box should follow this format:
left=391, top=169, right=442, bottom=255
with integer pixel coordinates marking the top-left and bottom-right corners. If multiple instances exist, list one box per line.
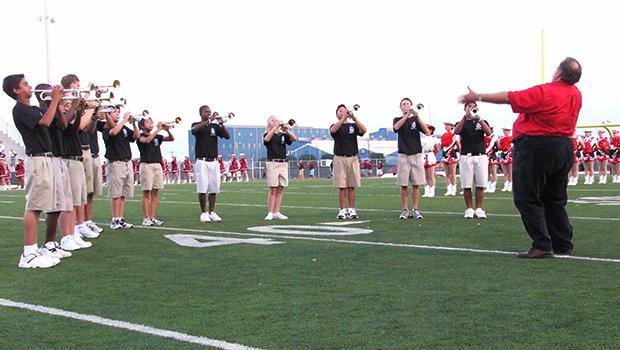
left=18, top=253, right=60, bottom=268
left=337, top=208, right=348, bottom=220
left=464, top=208, right=475, bottom=219
left=77, top=224, right=99, bottom=238
left=85, top=220, right=104, bottom=234
left=39, top=245, right=63, bottom=260
left=119, top=218, right=133, bottom=229
left=428, top=187, right=435, bottom=198
left=51, top=241, right=72, bottom=258
left=348, top=208, right=358, bottom=219
left=273, top=212, right=288, bottom=220
left=73, top=233, right=92, bottom=248
left=142, top=218, right=154, bottom=226
left=110, top=219, right=122, bottom=230
left=209, top=212, right=222, bottom=222
left=60, top=235, right=81, bottom=251
left=422, top=185, right=430, bottom=197
left=399, top=209, right=410, bottom=219
left=200, top=212, right=211, bottom=222
left=151, top=218, right=164, bottom=226
left=474, top=208, right=487, bottom=219
left=264, top=212, right=274, bottom=221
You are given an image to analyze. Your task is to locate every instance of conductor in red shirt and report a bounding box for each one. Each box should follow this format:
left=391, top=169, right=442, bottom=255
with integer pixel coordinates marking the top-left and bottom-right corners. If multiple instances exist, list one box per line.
left=459, top=57, right=582, bottom=259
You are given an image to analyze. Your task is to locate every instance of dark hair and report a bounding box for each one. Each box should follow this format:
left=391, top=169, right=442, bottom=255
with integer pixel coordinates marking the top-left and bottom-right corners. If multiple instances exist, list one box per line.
left=61, top=74, right=79, bottom=88
left=199, top=105, right=210, bottom=115
left=3, top=74, right=25, bottom=100
left=464, top=101, right=477, bottom=109
left=400, top=97, right=412, bottom=105
left=138, top=117, right=151, bottom=130
left=34, top=83, right=52, bottom=104
left=336, top=104, right=346, bottom=113
left=558, top=57, right=581, bottom=84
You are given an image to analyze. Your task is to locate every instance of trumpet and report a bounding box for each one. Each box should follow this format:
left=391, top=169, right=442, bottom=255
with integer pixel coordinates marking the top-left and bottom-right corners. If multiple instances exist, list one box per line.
left=468, top=106, right=480, bottom=121
left=159, top=116, right=182, bottom=128
left=129, top=110, right=149, bottom=123
left=347, top=103, right=360, bottom=120
left=34, top=88, right=91, bottom=101
left=213, top=112, right=235, bottom=124
left=279, top=119, right=296, bottom=132
left=90, top=80, right=121, bottom=97
left=408, top=103, right=424, bottom=118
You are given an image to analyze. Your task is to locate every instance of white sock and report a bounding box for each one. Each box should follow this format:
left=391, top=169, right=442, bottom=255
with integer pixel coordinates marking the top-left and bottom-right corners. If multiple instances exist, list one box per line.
left=23, top=244, right=38, bottom=256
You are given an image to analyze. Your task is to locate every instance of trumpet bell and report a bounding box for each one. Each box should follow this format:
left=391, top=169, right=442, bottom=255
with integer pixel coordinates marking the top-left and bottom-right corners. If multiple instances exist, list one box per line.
left=287, top=119, right=296, bottom=127
left=353, top=104, right=361, bottom=111
left=175, top=116, right=182, bottom=124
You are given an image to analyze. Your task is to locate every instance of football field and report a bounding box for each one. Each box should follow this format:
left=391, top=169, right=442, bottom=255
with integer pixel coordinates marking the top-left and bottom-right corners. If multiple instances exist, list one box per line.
left=1, top=178, right=619, bottom=349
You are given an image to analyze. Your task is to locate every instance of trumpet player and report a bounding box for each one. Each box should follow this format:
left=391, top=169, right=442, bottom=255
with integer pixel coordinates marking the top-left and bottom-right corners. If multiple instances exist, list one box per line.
left=454, top=102, right=492, bottom=219
left=191, top=105, right=230, bottom=223
left=393, top=97, right=431, bottom=220
left=331, top=104, right=367, bottom=220
left=263, top=116, right=298, bottom=220
left=134, top=117, right=174, bottom=226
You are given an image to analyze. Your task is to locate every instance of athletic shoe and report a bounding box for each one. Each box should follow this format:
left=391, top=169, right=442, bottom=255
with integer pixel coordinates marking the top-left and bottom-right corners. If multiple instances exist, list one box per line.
left=200, top=212, right=211, bottom=222
left=51, top=242, right=72, bottom=258
left=410, top=209, right=423, bottom=220
left=399, top=209, right=410, bottom=220
left=110, top=219, right=122, bottom=230
left=273, top=212, right=288, bottom=220
left=151, top=218, right=164, bottom=226
left=264, top=212, right=274, bottom=221
left=60, top=235, right=82, bottom=251
left=142, top=218, right=154, bottom=226
left=209, top=212, right=223, bottom=222
left=464, top=208, right=475, bottom=219
left=348, top=208, right=358, bottom=219
left=119, top=218, right=133, bottom=229
left=77, top=224, right=99, bottom=238
left=337, top=208, right=348, bottom=220
left=39, top=245, right=64, bottom=260
left=18, top=253, right=60, bottom=269
left=73, top=233, right=92, bottom=248
left=474, top=208, right=487, bottom=219
left=85, top=220, right=104, bottom=234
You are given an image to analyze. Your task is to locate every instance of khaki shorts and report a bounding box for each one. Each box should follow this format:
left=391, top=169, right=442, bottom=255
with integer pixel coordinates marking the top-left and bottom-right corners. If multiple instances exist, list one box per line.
left=459, top=155, right=488, bottom=189
left=83, top=149, right=94, bottom=193
left=64, top=159, right=87, bottom=206
left=108, top=160, right=134, bottom=199
left=92, top=155, right=103, bottom=196
left=140, top=163, right=164, bottom=191
left=47, top=157, right=73, bottom=213
left=266, top=161, right=288, bottom=187
left=332, top=156, right=361, bottom=188
left=195, top=159, right=220, bottom=194
left=397, top=153, right=426, bottom=186
left=24, top=156, right=55, bottom=211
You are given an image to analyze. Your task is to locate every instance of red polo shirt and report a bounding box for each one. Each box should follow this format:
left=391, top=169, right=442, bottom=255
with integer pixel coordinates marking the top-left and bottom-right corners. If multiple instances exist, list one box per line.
left=508, top=81, right=582, bottom=140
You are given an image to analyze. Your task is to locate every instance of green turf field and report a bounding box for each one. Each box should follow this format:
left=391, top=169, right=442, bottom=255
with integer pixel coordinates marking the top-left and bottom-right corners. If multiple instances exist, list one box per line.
left=1, top=177, right=619, bottom=349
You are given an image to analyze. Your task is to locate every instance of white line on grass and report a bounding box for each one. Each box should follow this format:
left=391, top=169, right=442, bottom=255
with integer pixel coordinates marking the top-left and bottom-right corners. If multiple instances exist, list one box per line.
left=0, top=298, right=262, bottom=350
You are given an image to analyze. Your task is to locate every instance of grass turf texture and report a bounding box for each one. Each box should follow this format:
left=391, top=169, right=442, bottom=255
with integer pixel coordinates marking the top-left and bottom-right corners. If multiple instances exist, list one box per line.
left=0, top=177, right=618, bottom=349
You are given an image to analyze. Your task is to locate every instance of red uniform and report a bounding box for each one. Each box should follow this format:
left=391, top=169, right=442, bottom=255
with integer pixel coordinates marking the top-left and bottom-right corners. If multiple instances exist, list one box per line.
left=218, top=158, right=225, bottom=174
left=161, top=160, right=170, bottom=175
left=441, top=132, right=458, bottom=164
left=582, top=136, right=595, bottom=162
left=240, top=158, right=248, bottom=171
left=572, top=137, right=582, bottom=163
left=2, top=163, right=11, bottom=181
left=595, top=137, right=611, bottom=161
left=183, top=159, right=193, bottom=172
left=133, top=160, right=141, bottom=175
left=15, top=162, right=25, bottom=179
left=498, top=136, right=513, bottom=165
left=610, top=136, right=620, bottom=164
left=485, top=135, right=499, bottom=166
left=229, top=158, right=239, bottom=173
left=171, top=158, right=180, bottom=174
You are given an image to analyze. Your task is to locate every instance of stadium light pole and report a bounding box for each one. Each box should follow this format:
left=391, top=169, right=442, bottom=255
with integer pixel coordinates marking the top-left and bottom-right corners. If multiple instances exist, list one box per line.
left=38, top=0, right=55, bottom=83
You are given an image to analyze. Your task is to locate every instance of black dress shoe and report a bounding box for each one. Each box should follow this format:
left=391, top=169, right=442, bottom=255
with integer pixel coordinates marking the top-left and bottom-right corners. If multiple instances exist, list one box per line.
left=553, top=249, right=574, bottom=256
left=517, top=248, right=554, bottom=259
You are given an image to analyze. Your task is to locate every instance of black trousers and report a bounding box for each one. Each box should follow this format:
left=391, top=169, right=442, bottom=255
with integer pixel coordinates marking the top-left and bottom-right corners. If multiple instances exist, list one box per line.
left=512, top=136, right=574, bottom=252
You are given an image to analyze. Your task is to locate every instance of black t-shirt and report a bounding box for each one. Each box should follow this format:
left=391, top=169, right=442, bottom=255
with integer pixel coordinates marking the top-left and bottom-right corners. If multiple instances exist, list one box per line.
left=62, top=122, right=82, bottom=157
left=12, top=102, right=52, bottom=154
left=456, top=119, right=487, bottom=155
left=330, top=122, right=364, bottom=156
left=393, top=117, right=423, bottom=155
left=48, top=116, right=65, bottom=157
left=192, top=122, right=228, bottom=158
left=98, top=122, right=135, bottom=161
left=137, top=133, right=165, bottom=163
left=263, top=132, right=292, bottom=160
left=88, top=131, right=100, bottom=155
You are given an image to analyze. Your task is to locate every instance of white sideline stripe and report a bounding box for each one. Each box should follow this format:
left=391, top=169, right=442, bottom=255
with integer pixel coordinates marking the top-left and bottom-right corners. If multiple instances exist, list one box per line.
left=128, top=224, right=620, bottom=263
left=0, top=298, right=262, bottom=350
left=1, top=213, right=620, bottom=262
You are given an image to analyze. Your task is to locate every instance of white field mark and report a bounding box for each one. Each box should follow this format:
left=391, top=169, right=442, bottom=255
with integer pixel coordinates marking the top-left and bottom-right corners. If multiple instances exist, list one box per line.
left=0, top=215, right=617, bottom=262
left=319, top=220, right=371, bottom=226
left=0, top=298, right=262, bottom=350
left=246, top=225, right=373, bottom=236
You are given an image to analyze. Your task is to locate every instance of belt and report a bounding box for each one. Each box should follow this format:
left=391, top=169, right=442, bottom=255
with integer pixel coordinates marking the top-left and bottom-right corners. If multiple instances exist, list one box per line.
left=81, top=146, right=90, bottom=150
left=62, top=156, right=84, bottom=161
left=268, top=159, right=287, bottom=162
left=111, top=159, right=131, bottom=163
left=27, top=152, right=53, bottom=158
left=92, top=154, right=99, bottom=158
left=464, top=153, right=484, bottom=156
left=336, top=154, right=356, bottom=157
left=196, top=157, right=216, bottom=161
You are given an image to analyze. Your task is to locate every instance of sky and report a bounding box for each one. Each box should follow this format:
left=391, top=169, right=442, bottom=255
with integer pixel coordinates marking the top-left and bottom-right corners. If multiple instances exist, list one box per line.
left=1, top=0, right=619, bottom=158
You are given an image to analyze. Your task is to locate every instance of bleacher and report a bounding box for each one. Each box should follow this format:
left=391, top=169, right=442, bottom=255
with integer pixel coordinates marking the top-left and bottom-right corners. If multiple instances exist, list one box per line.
left=0, top=119, right=26, bottom=163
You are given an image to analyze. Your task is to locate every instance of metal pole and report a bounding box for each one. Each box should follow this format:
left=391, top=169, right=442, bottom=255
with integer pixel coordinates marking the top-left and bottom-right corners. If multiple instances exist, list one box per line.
left=43, top=0, right=52, bottom=83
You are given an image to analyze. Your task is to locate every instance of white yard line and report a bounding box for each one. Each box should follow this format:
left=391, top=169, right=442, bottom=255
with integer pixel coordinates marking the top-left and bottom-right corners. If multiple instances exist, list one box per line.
left=0, top=298, right=262, bottom=350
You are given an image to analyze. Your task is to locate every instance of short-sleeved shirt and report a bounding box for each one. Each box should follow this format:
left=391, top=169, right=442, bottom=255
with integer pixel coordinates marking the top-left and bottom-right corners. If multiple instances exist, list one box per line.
left=98, top=122, right=134, bottom=161
left=330, top=123, right=364, bottom=156
left=61, top=122, right=83, bottom=157
left=455, top=119, right=488, bottom=155
left=48, top=115, right=65, bottom=157
left=393, top=117, right=423, bottom=155
left=263, top=132, right=292, bottom=159
left=12, top=102, right=52, bottom=154
left=79, top=130, right=100, bottom=155
left=508, top=80, right=582, bottom=140
left=192, top=122, right=228, bottom=158
left=137, top=133, right=165, bottom=163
